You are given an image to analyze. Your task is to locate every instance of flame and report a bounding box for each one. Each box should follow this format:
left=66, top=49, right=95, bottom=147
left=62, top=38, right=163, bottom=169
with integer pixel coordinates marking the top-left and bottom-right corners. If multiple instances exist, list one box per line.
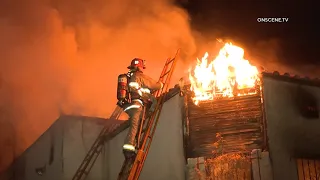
left=189, top=43, right=259, bottom=105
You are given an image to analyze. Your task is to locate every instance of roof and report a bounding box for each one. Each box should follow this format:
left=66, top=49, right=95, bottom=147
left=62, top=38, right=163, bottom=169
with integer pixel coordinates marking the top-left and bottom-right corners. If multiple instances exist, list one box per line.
left=22, top=115, right=124, bottom=152
left=261, top=71, right=320, bottom=87
left=2, top=85, right=182, bottom=178
left=180, top=71, right=320, bottom=88
left=1, top=115, right=124, bottom=178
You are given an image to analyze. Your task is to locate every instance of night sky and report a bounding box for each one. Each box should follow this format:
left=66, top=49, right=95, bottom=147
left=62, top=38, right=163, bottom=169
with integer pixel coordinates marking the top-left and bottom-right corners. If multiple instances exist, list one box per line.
left=182, top=1, right=319, bottom=72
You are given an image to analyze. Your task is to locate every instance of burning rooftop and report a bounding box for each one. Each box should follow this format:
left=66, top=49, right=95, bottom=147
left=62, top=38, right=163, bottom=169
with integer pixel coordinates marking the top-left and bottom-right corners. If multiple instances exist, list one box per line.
left=188, top=42, right=260, bottom=105
left=183, top=49, right=320, bottom=153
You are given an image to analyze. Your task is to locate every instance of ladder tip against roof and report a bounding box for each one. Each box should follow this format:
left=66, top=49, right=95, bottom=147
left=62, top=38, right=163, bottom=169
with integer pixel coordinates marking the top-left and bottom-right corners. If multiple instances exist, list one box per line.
left=118, top=50, right=180, bottom=180
left=72, top=49, right=180, bottom=180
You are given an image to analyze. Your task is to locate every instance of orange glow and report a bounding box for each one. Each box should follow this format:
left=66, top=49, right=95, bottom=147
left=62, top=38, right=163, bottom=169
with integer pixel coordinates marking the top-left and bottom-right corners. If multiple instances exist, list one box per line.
left=189, top=42, right=260, bottom=105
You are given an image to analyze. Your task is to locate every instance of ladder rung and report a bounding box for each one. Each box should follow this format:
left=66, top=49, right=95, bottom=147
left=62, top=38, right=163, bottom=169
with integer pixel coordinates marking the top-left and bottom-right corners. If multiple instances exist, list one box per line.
left=160, top=71, right=170, bottom=78
left=117, top=50, right=179, bottom=180
left=72, top=106, right=124, bottom=180
left=166, top=58, right=175, bottom=65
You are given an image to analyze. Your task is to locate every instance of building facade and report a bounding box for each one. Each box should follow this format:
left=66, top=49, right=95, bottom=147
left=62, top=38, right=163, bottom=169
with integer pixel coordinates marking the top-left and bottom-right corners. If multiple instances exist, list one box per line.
left=2, top=72, right=320, bottom=180
left=184, top=72, right=320, bottom=180
left=1, top=88, right=186, bottom=180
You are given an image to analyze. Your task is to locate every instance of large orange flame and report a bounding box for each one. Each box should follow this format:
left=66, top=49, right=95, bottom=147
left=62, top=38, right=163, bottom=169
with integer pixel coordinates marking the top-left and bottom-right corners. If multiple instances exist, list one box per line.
left=189, top=42, right=259, bottom=105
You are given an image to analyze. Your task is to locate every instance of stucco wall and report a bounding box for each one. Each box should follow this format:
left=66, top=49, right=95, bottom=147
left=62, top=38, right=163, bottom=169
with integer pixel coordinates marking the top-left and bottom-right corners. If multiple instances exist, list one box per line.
left=105, top=94, right=186, bottom=180
left=263, top=76, right=320, bottom=180
left=1, top=119, right=63, bottom=180
left=2, top=116, right=113, bottom=180
left=62, top=116, right=114, bottom=180
left=2, top=94, right=185, bottom=180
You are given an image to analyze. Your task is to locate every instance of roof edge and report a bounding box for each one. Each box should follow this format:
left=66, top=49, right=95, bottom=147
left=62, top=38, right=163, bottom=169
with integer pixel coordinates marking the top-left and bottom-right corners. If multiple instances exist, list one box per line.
left=261, top=71, right=320, bottom=87
left=59, top=114, right=109, bottom=122
left=7, top=86, right=182, bottom=171
left=105, top=85, right=182, bottom=140
left=180, top=72, right=320, bottom=88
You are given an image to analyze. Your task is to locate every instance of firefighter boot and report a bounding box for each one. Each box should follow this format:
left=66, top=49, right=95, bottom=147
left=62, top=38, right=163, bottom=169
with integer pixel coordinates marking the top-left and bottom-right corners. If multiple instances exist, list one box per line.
left=123, top=149, right=136, bottom=159
left=123, top=144, right=136, bottom=159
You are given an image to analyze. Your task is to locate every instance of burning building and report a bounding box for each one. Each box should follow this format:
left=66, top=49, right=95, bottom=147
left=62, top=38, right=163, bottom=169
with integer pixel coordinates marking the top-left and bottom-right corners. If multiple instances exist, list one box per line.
left=186, top=43, right=263, bottom=157
left=2, top=43, right=320, bottom=180
left=183, top=43, right=320, bottom=180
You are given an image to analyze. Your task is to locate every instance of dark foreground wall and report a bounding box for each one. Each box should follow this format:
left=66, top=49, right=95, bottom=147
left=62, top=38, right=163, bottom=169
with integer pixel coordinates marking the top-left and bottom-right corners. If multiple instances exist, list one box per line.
left=104, top=94, right=186, bottom=180
left=263, top=74, right=320, bottom=180
left=1, top=115, right=120, bottom=180
left=1, top=94, right=185, bottom=180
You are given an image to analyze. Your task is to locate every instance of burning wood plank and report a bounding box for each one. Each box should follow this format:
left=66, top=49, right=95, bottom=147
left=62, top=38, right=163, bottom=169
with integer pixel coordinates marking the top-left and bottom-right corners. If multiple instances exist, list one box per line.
left=185, top=87, right=264, bottom=158
left=188, top=42, right=260, bottom=105
left=183, top=42, right=265, bottom=158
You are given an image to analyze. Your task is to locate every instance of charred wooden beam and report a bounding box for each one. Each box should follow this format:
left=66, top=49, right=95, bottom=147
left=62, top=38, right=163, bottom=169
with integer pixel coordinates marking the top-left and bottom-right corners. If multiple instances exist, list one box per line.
left=185, top=86, right=264, bottom=158
left=182, top=93, right=190, bottom=162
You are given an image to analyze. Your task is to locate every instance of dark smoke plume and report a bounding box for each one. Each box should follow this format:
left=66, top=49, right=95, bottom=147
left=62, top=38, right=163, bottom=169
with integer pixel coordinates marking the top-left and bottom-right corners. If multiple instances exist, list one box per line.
left=0, top=0, right=196, bottom=171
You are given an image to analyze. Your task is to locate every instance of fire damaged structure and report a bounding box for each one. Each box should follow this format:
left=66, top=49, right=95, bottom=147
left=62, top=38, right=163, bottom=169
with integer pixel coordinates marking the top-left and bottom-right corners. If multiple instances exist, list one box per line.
left=185, top=83, right=263, bottom=158
left=0, top=87, right=186, bottom=180
left=2, top=71, right=320, bottom=180
left=184, top=71, right=320, bottom=180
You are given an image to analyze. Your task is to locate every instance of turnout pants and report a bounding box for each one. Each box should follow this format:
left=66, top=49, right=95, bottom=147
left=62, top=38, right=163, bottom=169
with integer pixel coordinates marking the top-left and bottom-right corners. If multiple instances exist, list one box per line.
left=124, top=95, right=158, bottom=147
left=124, top=102, right=143, bottom=146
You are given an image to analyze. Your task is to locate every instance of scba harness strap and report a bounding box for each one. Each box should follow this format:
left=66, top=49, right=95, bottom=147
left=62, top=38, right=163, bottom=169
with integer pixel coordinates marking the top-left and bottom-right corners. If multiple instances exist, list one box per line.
left=122, top=71, right=152, bottom=112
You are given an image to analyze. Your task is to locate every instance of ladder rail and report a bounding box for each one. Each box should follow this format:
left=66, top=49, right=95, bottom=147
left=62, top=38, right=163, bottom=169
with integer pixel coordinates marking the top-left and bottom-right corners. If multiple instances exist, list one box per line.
left=136, top=106, right=146, bottom=149
left=117, top=62, right=171, bottom=180
left=132, top=50, right=179, bottom=179
left=72, top=106, right=123, bottom=180
left=155, top=58, right=170, bottom=97
left=137, top=56, right=176, bottom=156
left=74, top=49, right=179, bottom=180
left=134, top=56, right=173, bottom=149
left=80, top=123, right=121, bottom=179
left=121, top=49, right=180, bottom=180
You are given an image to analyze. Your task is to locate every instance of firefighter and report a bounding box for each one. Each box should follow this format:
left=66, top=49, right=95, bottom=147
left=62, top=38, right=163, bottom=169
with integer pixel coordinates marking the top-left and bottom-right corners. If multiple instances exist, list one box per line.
left=122, top=58, right=163, bottom=157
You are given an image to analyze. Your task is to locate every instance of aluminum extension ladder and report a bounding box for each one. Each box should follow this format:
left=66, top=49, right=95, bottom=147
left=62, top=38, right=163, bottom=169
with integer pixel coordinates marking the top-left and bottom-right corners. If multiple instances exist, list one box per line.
left=71, top=106, right=123, bottom=180
left=117, top=49, right=180, bottom=180
left=72, top=49, right=180, bottom=180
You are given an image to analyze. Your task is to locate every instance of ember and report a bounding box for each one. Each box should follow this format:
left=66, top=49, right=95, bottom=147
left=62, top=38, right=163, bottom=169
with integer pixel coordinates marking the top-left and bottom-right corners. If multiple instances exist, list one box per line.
left=189, top=42, right=260, bottom=105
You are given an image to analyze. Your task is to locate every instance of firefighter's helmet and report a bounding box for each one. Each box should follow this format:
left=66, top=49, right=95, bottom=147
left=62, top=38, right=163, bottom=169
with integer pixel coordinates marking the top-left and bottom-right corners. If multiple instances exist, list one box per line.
left=127, top=58, right=146, bottom=70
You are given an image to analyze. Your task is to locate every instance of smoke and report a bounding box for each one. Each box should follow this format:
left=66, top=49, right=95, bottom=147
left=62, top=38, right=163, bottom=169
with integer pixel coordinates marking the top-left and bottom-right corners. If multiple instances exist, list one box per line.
left=246, top=39, right=320, bottom=77
left=187, top=30, right=320, bottom=78
left=0, top=0, right=196, bottom=171
left=245, top=38, right=292, bottom=72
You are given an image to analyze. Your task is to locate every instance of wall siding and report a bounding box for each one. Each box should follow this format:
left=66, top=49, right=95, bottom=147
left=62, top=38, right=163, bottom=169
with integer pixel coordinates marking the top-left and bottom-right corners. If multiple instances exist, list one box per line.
left=186, top=91, right=264, bottom=158
left=2, top=93, right=185, bottom=180
left=263, top=75, right=320, bottom=180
